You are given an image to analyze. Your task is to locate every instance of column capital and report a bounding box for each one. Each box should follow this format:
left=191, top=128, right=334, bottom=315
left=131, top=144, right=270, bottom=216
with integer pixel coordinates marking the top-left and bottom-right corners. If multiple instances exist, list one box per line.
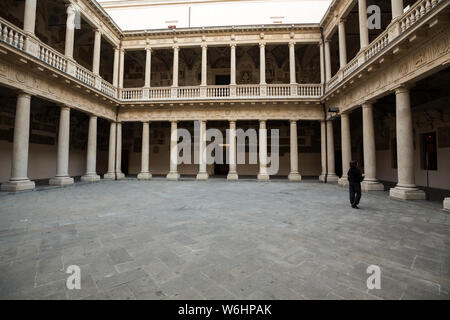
left=94, top=28, right=102, bottom=35
left=230, top=43, right=236, bottom=48
left=173, top=45, right=180, bottom=50
left=229, top=120, right=237, bottom=125
left=290, top=119, right=298, bottom=124
left=201, top=43, right=208, bottom=49
left=259, top=42, right=266, bottom=48
left=394, top=84, right=411, bottom=94
left=66, top=3, right=78, bottom=15
left=362, top=102, right=374, bottom=109
left=289, top=41, right=296, bottom=47
left=17, top=91, right=32, bottom=99
left=60, top=106, right=71, bottom=111
left=339, top=18, right=347, bottom=24
left=324, top=39, right=331, bottom=44
left=340, top=112, right=350, bottom=119
left=145, top=46, right=153, bottom=52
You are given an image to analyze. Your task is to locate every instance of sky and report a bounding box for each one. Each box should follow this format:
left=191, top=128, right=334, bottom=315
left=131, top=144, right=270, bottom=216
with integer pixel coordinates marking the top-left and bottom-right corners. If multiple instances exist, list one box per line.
left=97, top=0, right=332, bottom=31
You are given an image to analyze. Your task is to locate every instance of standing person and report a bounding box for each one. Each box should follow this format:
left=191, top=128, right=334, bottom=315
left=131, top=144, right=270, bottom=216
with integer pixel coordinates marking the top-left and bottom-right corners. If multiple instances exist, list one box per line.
left=347, top=160, right=364, bottom=209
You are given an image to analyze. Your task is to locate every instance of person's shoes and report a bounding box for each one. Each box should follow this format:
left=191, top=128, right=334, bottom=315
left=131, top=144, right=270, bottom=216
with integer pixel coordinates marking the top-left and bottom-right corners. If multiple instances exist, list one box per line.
left=351, top=204, right=356, bottom=208
left=354, top=205, right=360, bottom=209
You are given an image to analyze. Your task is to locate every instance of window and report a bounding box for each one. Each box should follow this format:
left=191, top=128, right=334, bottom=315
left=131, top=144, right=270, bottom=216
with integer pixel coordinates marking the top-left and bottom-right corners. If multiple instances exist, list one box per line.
left=421, top=132, right=438, bottom=170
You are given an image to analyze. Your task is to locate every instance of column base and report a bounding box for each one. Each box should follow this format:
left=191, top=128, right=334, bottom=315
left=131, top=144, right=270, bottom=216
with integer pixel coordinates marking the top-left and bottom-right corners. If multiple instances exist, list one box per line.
left=389, top=186, right=426, bottom=200
left=257, top=173, right=270, bottom=181
left=361, top=180, right=384, bottom=191
left=288, top=172, right=302, bottom=182
left=338, top=177, right=349, bottom=186
left=137, top=172, right=152, bottom=180
left=81, top=174, right=100, bottom=182
left=166, top=172, right=180, bottom=181
left=319, top=174, right=326, bottom=182
left=49, top=176, right=74, bottom=186
left=103, top=172, right=116, bottom=180
left=116, top=172, right=125, bottom=180
left=196, top=172, right=209, bottom=180
left=227, top=172, right=239, bottom=181
left=444, top=198, right=450, bottom=212
left=1, top=179, right=35, bottom=192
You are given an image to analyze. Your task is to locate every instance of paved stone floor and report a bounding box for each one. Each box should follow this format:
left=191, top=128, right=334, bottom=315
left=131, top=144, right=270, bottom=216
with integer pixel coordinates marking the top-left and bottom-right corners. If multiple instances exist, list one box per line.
left=0, top=178, right=449, bottom=300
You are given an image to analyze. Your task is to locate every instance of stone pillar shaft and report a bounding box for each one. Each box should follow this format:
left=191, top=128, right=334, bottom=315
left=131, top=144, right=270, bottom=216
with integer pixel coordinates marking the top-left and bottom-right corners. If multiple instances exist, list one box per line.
left=362, top=103, right=384, bottom=191
left=326, top=120, right=336, bottom=178
left=50, top=107, right=74, bottom=186
left=227, top=120, right=238, bottom=180
left=64, top=5, right=76, bottom=59
left=23, top=0, right=37, bottom=35
left=167, top=121, right=180, bottom=180
left=81, top=115, right=100, bottom=182
left=338, top=20, right=347, bottom=69
left=289, top=42, right=296, bottom=84
left=319, top=43, right=325, bottom=84
left=196, top=120, right=208, bottom=180
left=172, top=46, right=179, bottom=87
left=119, top=49, right=125, bottom=89
left=391, top=0, right=404, bottom=20
left=259, top=43, right=266, bottom=85
left=145, top=48, right=152, bottom=88
left=138, top=122, right=151, bottom=180
left=201, top=45, right=207, bottom=86
left=104, top=122, right=116, bottom=179
left=115, top=122, right=124, bottom=179
left=390, top=87, right=425, bottom=200
left=288, top=120, right=301, bottom=181
left=230, top=45, right=236, bottom=85
left=1, top=92, right=35, bottom=191
left=358, top=0, right=369, bottom=49
left=257, top=120, right=269, bottom=181
left=93, top=29, right=101, bottom=75
left=320, top=120, right=326, bottom=180
left=113, top=48, right=119, bottom=88
left=324, top=40, right=332, bottom=82
left=339, top=113, right=351, bottom=186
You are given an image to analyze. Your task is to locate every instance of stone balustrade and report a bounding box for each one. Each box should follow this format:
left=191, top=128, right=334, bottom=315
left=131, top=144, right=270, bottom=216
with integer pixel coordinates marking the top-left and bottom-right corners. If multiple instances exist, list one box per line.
left=0, top=18, right=26, bottom=51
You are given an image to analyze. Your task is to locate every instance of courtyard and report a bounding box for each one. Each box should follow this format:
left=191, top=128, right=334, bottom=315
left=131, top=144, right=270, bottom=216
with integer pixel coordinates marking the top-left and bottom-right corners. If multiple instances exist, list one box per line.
left=0, top=179, right=449, bottom=300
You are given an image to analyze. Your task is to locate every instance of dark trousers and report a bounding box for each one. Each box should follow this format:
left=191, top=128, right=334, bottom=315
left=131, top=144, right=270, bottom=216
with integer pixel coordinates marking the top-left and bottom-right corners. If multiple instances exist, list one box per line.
left=349, top=182, right=361, bottom=206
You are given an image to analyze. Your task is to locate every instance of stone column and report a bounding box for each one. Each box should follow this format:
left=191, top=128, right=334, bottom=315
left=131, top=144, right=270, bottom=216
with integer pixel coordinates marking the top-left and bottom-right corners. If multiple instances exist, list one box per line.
left=324, top=40, right=332, bottom=82
left=138, top=122, right=152, bottom=180
left=391, top=0, right=404, bottom=20
left=289, top=42, right=296, bottom=84
left=119, top=49, right=125, bottom=89
left=361, top=103, right=384, bottom=191
left=23, top=0, right=37, bottom=35
left=288, top=120, right=301, bottom=181
left=196, top=120, right=209, bottom=180
left=259, top=42, right=266, bottom=85
left=115, top=122, right=125, bottom=179
left=338, top=113, right=351, bottom=186
left=319, top=120, right=326, bottom=181
left=230, top=44, right=236, bottom=85
left=201, top=44, right=207, bottom=86
left=227, top=120, right=238, bottom=180
left=257, top=120, right=269, bottom=181
left=172, top=46, right=179, bottom=87
left=338, top=19, right=348, bottom=69
left=50, top=106, right=74, bottom=186
left=93, top=29, right=102, bottom=75
left=358, top=0, right=369, bottom=50
left=319, top=43, right=325, bottom=84
left=81, top=115, right=100, bottom=182
left=167, top=121, right=180, bottom=180
left=145, top=48, right=152, bottom=88
left=104, top=122, right=117, bottom=179
left=327, top=120, right=338, bottom=182
left=64, top=5, right=77, bottom=59
left=389, top=86, right=425, bottom=200
left=113, top=48, right=119, bottom=88
left=1, top=92, right=35, bottom=192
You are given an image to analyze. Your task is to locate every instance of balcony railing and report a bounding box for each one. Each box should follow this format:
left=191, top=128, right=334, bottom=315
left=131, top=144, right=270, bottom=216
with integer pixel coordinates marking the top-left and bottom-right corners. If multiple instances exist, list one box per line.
left=38, top=42, right=67, bottom=73
left=325, top=0, right=446, bottom=94
left=120, top=84, right=322, bottom=101
left=0, top=18, right=26, bottom=51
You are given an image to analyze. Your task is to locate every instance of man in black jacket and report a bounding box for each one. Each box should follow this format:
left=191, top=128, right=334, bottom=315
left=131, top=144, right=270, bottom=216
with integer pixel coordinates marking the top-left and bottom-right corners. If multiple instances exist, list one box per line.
left=347, top=160, right=364, bottom=209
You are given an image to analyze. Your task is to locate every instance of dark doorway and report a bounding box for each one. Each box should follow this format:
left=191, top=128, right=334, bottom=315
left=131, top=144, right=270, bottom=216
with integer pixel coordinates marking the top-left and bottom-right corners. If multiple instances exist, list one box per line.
left=122, top=149, right=129, bottom=175
left=214, top=146, right=229, bottom=176
left=215, top=75, right=230, bottom=85
left=335, top=150, right=342, bottom=178
left=421, top=132, right=437, bottom=171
